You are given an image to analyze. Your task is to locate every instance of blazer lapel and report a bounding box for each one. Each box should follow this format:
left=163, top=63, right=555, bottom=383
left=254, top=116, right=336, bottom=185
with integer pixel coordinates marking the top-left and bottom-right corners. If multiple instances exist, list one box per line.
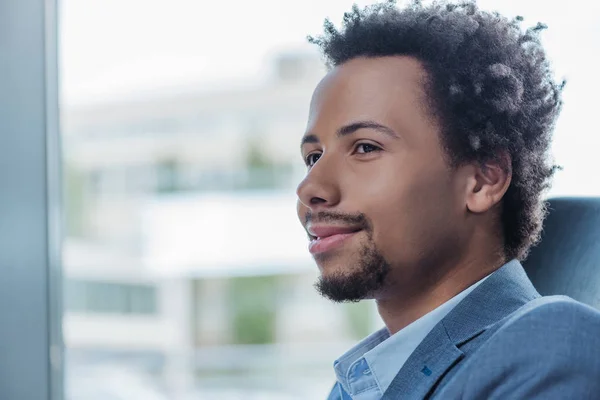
left=382, top=260, right=540, bottom=400
left=381, top=322, right=464, bottom=400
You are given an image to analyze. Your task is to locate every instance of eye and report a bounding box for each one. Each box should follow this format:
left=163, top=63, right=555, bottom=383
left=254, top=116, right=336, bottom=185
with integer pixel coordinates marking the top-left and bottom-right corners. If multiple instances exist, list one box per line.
left=354, top=142, right=382, bottom=154
left=305, top=152, right=322, bottom=167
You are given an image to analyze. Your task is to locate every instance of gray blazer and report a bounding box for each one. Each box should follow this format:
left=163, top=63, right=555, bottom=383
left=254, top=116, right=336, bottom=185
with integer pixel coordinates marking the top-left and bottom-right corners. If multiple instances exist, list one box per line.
left=327, top=260, right=600, bottom=399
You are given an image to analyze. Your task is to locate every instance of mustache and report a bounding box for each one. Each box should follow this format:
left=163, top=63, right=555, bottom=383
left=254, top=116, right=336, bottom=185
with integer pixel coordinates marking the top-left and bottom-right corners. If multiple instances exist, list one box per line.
left=305, top=211, right=371, bottom=230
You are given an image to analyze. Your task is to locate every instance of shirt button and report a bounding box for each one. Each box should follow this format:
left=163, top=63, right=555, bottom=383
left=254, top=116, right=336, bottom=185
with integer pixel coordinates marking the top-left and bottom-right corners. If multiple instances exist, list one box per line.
left=363, top=368, right=372, bottom=375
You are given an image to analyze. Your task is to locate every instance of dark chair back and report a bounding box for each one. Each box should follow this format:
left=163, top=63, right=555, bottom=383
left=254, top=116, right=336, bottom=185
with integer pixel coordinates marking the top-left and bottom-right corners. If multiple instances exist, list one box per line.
left=523, top=197, right=600, bottom=309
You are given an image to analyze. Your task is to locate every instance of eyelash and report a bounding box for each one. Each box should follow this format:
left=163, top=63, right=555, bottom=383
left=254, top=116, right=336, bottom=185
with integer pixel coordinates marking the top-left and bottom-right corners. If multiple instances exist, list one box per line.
left=304, top=142, right=382, bottom=167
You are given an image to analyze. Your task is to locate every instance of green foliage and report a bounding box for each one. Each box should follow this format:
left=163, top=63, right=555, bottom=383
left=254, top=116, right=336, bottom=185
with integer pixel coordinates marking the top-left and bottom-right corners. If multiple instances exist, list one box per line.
left=345, top=301, right=373, bottom=339
left=244, top=137, right=273, bottom=170
left=64, top=164, right=86, bottom=237
left=242, top=135, right=296, bottom=189
left=229, top=275, right=279, bottom=344
left=156, top=158, right=180, bottom=193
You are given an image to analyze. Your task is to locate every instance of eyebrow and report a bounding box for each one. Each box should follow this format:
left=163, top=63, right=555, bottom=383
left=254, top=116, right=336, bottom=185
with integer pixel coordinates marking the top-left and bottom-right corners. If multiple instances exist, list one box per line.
left=300, top=120, right=399, bottom=148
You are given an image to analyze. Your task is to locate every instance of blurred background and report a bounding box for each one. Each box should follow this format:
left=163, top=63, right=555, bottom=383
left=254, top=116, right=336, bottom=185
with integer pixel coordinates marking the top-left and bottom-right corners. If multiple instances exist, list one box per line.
left=59, top=0, right=600, bottom=398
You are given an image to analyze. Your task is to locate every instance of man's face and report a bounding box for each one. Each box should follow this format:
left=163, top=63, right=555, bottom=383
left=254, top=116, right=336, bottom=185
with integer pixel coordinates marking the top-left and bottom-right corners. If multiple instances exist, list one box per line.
left=297, top=56, right=468, bottom=302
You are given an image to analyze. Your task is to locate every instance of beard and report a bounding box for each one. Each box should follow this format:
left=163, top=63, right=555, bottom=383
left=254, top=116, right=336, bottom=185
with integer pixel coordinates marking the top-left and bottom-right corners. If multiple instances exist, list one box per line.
left=314, top=241, right=391, bottom=303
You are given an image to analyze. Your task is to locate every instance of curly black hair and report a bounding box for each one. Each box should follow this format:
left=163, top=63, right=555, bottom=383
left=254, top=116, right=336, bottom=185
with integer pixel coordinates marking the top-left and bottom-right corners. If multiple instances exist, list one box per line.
left=308, top=0, right=564, bottom=261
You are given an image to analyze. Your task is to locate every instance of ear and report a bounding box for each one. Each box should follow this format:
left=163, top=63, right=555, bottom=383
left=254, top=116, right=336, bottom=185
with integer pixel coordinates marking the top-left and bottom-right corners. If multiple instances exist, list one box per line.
left=465, top=152, right=512, bottom=214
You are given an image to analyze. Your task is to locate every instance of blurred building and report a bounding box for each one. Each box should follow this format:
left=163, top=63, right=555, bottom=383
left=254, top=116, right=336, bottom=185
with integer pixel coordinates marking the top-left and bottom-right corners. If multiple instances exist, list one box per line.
left=62, top=51, right=325, bottom=246
left=61, top=51, right=380, bottom=395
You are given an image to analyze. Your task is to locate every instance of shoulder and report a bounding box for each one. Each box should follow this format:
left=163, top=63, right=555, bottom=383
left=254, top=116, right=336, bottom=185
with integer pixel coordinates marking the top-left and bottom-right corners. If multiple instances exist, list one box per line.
left=496, top=295, right=600, bottom=343
left=449, top=296, right=600, bottom=398
left=480, top=295, right=600, bottom=362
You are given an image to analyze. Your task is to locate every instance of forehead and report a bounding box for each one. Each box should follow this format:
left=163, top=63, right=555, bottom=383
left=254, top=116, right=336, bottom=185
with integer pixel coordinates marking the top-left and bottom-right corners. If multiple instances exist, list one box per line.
left=307, top=56, right=433, bottom=134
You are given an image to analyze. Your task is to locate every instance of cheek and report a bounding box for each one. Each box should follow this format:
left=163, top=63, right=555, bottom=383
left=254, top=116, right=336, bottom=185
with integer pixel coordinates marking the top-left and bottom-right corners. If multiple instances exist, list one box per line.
left=364, top=166, right=459, bottom=259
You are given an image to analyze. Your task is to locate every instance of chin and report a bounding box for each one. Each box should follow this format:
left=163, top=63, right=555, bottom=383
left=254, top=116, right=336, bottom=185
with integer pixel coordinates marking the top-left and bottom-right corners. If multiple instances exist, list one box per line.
left=314, top=253, right=353, bottom=275
left=313, top=244, right=391, bottom=303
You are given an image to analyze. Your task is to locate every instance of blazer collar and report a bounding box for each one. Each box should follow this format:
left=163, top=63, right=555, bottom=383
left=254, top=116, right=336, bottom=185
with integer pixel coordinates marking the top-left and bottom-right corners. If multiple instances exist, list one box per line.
left=381, top=260, right=540, bottom=399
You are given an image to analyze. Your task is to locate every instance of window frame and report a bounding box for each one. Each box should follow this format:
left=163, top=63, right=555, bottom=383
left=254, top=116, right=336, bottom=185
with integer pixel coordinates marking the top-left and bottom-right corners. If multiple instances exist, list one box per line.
left=0, top=0, right=63, bottom=399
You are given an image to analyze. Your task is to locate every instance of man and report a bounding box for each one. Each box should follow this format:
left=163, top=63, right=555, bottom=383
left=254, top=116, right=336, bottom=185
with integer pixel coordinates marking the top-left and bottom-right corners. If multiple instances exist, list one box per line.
left=296, top=1, right=600, bottom=399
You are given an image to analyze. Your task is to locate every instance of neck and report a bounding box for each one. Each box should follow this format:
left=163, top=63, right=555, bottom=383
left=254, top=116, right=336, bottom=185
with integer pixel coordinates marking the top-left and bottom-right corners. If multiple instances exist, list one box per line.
left=376, top=251, right=505, bottom=335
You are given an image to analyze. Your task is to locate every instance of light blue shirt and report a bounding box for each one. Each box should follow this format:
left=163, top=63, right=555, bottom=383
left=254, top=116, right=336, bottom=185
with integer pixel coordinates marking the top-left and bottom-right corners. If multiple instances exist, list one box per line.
left=333, top=275, right=490, bottom=400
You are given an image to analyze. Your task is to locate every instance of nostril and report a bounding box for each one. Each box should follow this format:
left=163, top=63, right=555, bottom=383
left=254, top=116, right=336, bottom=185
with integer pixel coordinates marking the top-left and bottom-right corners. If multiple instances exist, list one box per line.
left=310, top=196, right=327, bottom=205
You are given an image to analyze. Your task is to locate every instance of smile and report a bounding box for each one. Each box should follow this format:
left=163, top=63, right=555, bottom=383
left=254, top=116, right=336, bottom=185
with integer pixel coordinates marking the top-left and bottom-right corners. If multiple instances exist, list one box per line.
left=307, top=225, right=363, bottom=255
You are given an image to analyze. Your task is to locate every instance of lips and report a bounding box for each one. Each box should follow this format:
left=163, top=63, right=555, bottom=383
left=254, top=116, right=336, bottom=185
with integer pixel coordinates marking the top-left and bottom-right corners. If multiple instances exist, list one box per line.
left=307, top=225, right=363, bottom=255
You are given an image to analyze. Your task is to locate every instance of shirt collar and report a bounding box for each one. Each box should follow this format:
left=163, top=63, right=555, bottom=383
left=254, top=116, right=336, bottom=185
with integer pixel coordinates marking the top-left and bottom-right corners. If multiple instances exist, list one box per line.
left=334, top=272, right=491, bottom=395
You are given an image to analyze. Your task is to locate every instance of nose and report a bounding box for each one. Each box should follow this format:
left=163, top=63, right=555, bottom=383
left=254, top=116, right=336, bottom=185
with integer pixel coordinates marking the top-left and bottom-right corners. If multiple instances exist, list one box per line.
left=296, top=158, right=341, bottom=211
